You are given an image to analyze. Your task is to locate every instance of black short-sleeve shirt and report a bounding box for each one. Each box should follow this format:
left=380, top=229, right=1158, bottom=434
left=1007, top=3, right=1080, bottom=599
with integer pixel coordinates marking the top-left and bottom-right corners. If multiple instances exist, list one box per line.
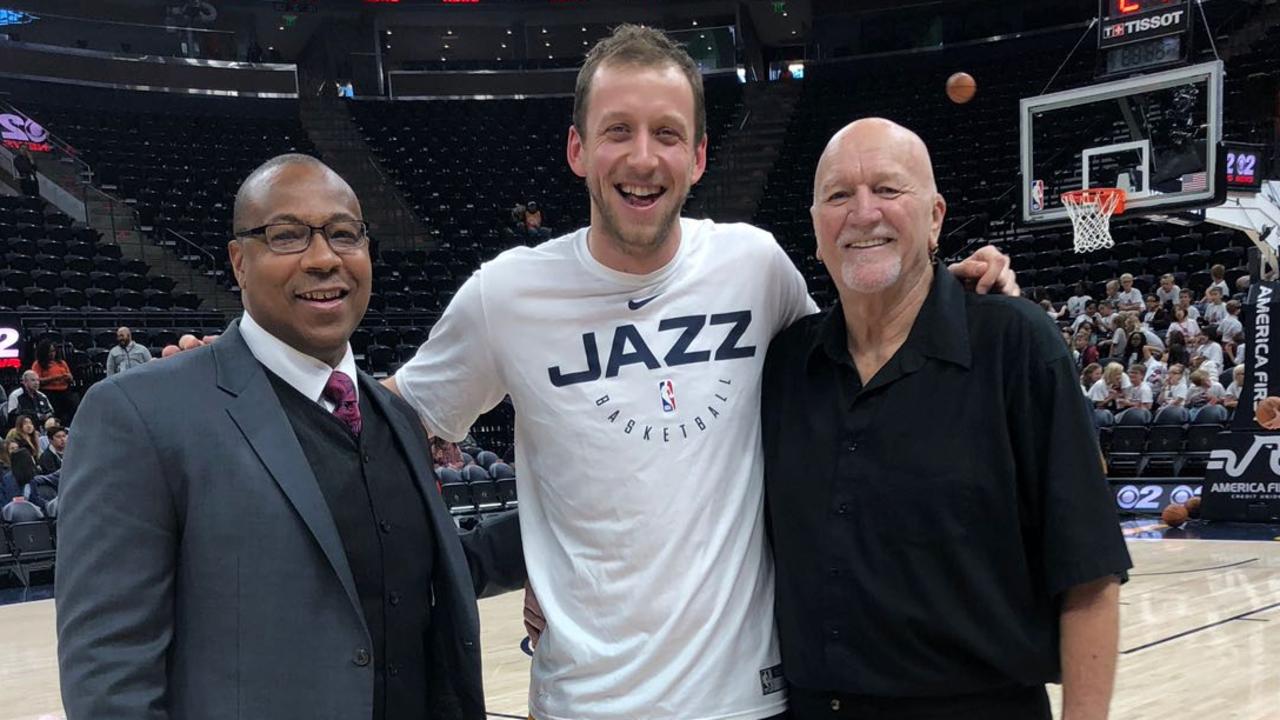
left=761, top=267, right=1132, bottom=697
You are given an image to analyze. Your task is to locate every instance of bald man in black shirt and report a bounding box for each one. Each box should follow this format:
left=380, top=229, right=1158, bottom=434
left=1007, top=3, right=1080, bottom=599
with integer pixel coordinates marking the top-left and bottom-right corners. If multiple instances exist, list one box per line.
left=762, top=118, right=1131, bottom=720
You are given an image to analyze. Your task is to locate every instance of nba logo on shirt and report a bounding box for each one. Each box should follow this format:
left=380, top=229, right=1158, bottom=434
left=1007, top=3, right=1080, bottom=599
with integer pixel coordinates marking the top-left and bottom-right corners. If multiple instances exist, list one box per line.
left=659, top=379, right=677, bottom=413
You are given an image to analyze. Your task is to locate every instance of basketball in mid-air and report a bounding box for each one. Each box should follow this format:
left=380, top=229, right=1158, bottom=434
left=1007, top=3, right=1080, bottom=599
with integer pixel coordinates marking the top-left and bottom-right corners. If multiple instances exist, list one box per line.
left=946, top=72, right=977, bottom=104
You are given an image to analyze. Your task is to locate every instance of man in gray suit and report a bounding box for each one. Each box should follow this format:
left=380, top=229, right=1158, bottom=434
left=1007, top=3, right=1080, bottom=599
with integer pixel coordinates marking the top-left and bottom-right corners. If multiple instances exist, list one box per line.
left=55, top=154, right=525, bottom=720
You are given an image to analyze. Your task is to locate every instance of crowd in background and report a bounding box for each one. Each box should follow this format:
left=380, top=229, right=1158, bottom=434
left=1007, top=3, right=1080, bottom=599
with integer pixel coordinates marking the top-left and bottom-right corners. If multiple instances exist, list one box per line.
left=1043, top=265, right=1249, bottom=420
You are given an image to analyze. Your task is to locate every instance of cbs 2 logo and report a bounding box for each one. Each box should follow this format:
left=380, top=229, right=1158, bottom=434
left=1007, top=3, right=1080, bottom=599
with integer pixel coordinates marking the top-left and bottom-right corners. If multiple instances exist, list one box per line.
left=1115, top=484, right=1199, bottom=510
left=0, top=113, right=48, bottom=145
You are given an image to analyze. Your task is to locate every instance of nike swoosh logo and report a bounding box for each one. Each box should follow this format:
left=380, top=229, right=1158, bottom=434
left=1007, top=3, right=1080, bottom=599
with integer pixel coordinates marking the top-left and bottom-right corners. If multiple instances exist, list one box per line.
left=628, top=294, right=660, bottom=310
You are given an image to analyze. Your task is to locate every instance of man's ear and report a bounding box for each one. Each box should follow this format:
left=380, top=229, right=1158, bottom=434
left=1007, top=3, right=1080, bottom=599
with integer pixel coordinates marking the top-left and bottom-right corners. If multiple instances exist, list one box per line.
left=567, top=125, right=588, bottom=179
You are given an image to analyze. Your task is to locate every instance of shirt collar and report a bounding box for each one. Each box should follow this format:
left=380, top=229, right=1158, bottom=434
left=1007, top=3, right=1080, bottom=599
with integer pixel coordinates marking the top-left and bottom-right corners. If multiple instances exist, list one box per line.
left=809, top=265, right=972, bottom=371
left=238, top=311, right=359, bottom=404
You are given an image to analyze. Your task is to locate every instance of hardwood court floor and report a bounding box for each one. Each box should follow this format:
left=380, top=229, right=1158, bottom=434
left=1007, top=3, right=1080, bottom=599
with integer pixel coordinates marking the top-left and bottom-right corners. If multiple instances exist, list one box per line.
left=2, top=537, right=1278, bottom=720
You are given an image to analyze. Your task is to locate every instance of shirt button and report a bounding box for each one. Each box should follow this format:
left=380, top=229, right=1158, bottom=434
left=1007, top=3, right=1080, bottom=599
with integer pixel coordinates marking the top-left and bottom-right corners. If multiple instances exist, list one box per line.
left=352, top=648, right=370, bottom=666
left=830, top=698, right=842, bottom=711
left=388, top=591, right=401, bottom=606
left=828, top=566, right=840, bottom=577
left=363, top=452, right=372, bottom=464
left=846, top=442, right=857, bottom=453
left=829, top=628, right=841, bottom=639
left=836, top=503, right=849, bottom=515
left=379, top=520, right=392, bottom=534
left=388, top=662, right=400, bottom=677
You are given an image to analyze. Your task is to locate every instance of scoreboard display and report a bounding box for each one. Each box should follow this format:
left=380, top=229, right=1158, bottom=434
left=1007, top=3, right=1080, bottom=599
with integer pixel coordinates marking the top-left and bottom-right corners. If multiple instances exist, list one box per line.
left=1099, top=0, right=1191, bottom=75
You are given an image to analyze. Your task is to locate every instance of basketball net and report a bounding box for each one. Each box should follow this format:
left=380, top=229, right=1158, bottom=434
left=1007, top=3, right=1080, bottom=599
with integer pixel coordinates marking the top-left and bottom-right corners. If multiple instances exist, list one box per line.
left=1062, top=188, right=1125, bottom=253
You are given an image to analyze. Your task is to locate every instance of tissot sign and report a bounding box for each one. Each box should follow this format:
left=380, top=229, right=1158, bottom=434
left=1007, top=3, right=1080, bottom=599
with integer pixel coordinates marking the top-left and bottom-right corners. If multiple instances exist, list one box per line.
left=0, top=111, right=51, bottom=153
left=1100, top=4, right=1189, bottom=49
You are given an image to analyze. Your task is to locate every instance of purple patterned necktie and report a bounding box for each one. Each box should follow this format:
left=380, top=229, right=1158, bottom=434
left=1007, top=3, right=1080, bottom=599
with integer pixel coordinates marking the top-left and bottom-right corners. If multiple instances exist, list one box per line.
left=322, top=371, right=362, bottom=436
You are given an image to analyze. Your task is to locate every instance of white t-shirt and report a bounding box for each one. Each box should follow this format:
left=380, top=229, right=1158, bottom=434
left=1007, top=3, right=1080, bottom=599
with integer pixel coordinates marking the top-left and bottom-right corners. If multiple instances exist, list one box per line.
left=1197, top=342, right=1224, bottom=377
left=1203, top=301, right=1228, bottom=325
left=395, top=219, right=814, bottom=720
left=1089, top=375, right=1131, bottom=403
left=1226, top=381, right=1243, bottom=400
left=1218, top=314, right=1243, bottom=341
left=1066, top=295, right=1092, bottom=318
left=1167, top=318, right=1200, bottom=342
left=1156, top=285, right=1180, bottom=306
left=1161, top=379, right=1188, bottom=405
left=1179, top=304, right=1201, bottom=321
left=1117, top=288, right=1143, bottom=307
left=1209, top=280, right=1229, bottom=297
left=1125, top=381, right=1153, bottom=406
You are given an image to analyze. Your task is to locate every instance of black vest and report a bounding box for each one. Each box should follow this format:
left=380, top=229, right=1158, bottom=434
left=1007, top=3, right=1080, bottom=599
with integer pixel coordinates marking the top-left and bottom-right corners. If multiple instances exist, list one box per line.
left=267, top=371, right=436, bottom=720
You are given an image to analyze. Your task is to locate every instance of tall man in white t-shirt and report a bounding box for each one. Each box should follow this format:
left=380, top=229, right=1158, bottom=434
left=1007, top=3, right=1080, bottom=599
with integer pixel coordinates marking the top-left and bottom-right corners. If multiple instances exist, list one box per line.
left=387, top=25, right=1015, bottom=720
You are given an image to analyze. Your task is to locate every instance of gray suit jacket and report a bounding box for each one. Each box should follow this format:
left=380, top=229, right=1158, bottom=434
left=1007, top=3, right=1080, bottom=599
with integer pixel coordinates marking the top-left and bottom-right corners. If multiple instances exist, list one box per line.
left=56, top=321, right=525, bottom=720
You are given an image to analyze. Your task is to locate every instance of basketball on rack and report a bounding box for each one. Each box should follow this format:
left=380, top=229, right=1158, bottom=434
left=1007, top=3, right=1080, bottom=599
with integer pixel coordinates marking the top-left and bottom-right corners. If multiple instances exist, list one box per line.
left=946, top=72, right=977, bottom=104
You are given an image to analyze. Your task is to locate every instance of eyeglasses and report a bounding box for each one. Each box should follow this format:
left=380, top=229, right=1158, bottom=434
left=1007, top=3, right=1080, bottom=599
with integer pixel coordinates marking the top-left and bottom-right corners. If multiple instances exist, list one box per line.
left=234, top=221, right=369, bottom=255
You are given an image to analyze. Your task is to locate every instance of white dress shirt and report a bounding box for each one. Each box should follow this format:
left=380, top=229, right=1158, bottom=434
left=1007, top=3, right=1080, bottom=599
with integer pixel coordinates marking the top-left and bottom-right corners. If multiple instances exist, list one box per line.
left=238, top=312, right=359, bottom=412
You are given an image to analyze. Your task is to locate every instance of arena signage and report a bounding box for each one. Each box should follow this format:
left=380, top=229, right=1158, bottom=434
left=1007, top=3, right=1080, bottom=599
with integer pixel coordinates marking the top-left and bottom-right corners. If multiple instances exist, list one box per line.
left=1100, top=6, right=1189, bottom=49
left=0, top=111, right=51, bottom=152
left=1112, top=481, right=1200, bottom=513
left=0, top=313, right=24, bottom=370
left=1202, top=432, right=1280, bottom=521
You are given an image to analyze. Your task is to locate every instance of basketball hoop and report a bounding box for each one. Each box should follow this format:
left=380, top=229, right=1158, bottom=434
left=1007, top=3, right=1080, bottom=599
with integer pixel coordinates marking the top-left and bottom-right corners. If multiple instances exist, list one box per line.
left=1062, top=188, right=1125, bottom=253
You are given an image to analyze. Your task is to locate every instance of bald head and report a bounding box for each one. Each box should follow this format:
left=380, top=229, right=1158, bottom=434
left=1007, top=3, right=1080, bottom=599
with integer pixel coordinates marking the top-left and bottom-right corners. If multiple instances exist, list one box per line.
left=233, top=154, right=353, bottom=232
left=813, top=118, right=937, bottom=203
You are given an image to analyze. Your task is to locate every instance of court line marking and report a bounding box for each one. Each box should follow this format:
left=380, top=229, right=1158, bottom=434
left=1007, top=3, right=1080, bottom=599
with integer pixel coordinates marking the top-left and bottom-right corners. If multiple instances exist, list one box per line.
left=487, top=713, right=524, bottom=719
left=1128, top=557, right=1258, bottom=576
left=1121, top=600, right=1280, bottom=655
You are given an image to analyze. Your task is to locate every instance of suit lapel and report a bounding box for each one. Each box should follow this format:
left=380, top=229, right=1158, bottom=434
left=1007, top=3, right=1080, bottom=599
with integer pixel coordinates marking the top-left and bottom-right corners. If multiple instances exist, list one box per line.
left=216, top=322, right=366, bottom=627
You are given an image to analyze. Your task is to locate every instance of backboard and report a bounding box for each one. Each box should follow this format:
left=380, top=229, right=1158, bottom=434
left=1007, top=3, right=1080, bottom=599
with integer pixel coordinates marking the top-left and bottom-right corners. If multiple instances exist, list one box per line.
left=1020, top=60, right=1223, bottom=224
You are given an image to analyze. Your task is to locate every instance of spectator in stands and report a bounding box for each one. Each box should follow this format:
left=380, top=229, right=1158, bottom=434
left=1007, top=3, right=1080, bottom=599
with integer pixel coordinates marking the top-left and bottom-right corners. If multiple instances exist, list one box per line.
left=390, top=29, right=1023, bottom=720
left=13, top=146, right=40, bottom=197
left=7, top=370, right=54, bottom=428
left=751, top=117, right=1126, bottom=719
left=1071, top=300, right=1098, bottom=333
left=1066, top=282, right=1092, bottom=319
left=1116, top=273, right=1143, bottom=312
left=6, top=414, right=41, bottom=457
left=1160, top=364, right=1189, bottom=407
left=1218, top=299, right=1243, bottom=340
left=1177, top=288, right=1202, bottom=321
left=523, top=200, right=551, bottom=239
left=1205, top=264, right=1229, bottom=299
left=1224, top=364, right=1246, bottom=411
left=38, top=424, right=66, bottom=474
left=56, top=154, right=525, bottom=720
left=1156, top=273, right=1180, bottom=308
left=1234, top=275, right=1250, bottom=303
left=1203, top=286, right=1228, bottom=325
left=1121, top=364, right=1154, bottom=411
left=1080, top=362, right=1103, bottom=396
left=1040, top=298, right=1066, bottom=320
left=1196, top=326, right=1225, bottom=379
left=1103, top=279, right=1120, bottom=307
left=1073, top=331, right=1099, bottom=371
left=1186, top=369, right=1227, bottom=418
left=430, top=435, right=464, bottom=470
left=1142, top=294, right=1169, bottom=332
left=105, top=326, right=153, bottom=375
left=1168, top=305, right=1200, bottom=344
left=1095, top=300, right=1117, bottom=333
left=1, top=436, right=37, bottom=499
left=32, top=339, right=79, bottom=425
left=1118, top=330, right=1156, bottom=369
left=38, top=416, right=59, bottom=453
left=1143, top=352, right=1168, bottom=402
left=160, top=344, right=181, bottom=358
left=1090, top=361, right=1131, bottom=411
